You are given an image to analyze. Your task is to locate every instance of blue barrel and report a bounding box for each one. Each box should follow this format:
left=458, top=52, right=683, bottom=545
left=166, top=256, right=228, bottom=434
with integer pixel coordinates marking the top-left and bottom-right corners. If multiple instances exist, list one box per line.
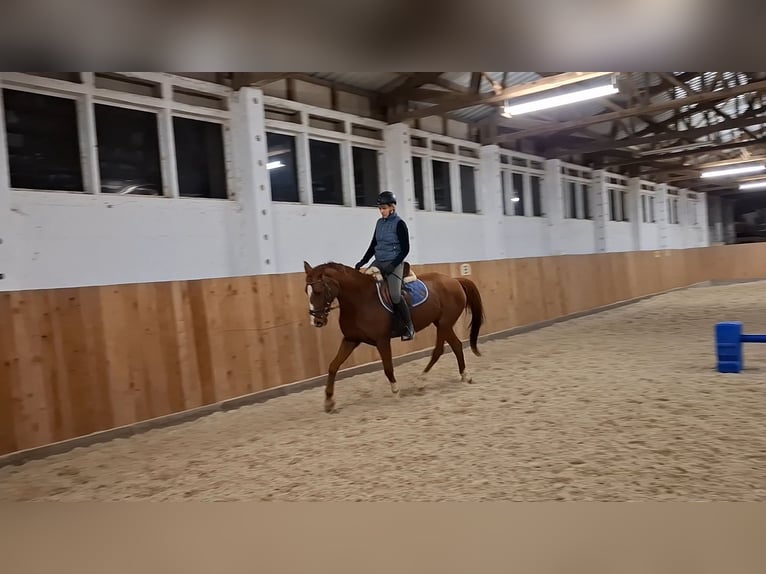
left=716, top=322, right=743, bottom=373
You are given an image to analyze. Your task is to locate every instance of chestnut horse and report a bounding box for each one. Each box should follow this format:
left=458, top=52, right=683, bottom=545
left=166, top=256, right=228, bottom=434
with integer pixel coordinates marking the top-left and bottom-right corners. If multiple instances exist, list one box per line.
left=303, top=261, right=485, bottom=412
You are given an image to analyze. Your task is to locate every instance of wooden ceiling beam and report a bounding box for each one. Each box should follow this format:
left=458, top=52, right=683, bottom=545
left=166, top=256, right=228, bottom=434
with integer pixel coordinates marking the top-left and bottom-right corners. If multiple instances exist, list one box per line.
left=494, top=78, right=766, bottom=143
left=547, top=111, right=766, bottom=157
left=389, top=72, right=616, bottom=122
left=600, top=137, right=766, bottom=169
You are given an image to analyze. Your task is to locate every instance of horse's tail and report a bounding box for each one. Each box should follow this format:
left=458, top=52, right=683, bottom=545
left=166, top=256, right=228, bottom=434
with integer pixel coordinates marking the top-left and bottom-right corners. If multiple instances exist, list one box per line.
left=457, top=277, right=484, bottom=356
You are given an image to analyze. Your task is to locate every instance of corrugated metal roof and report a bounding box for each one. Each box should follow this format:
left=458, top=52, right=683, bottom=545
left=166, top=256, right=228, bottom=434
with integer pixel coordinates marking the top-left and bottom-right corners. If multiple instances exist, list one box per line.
left=445, top=72, right=544, bottom=123
left=307, top=72, right=545, bottom=124
left=309, top=72, right=401, bottom=92
left=303, top=72, right=762, bottom=152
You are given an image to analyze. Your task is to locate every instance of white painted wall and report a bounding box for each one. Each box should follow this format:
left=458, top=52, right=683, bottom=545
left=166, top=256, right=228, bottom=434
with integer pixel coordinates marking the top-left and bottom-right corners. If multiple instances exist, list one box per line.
left=413, top=212, right=486, bottom=264
left=503, top=216, right=547, bottom=258
left=0, top=73, right=712, bottom=292
left=558, top=219, right=597, bottom=254
left=272, top=203, right=380, bottom=272
left=605, top=222, right=634, bottom=252
left=640, top=224, right=660, bottom=250
left=8, top=191, right=250, bottom=290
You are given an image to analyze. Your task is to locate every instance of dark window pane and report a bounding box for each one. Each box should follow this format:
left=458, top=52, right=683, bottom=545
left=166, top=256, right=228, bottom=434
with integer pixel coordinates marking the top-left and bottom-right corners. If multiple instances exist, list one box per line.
left=512, top=172, right=524, bottom=216
left=531, top=175, right=542, bottom=216
left=583, top=184, right=591, bottom=219
left=2, top=88, right=83, bottom=191
left=567, top=181, right=577, bottom=218
left=432, top=159, right=452, bottom=211
left=353, top=146, right=380, bottom=207
left=173, top=117, right=227, bottom=199
left=266, top=132, right=299, bottom=202
left=459, top=164, right=477, bottom=213
left=412, top=156, right=424, bottom=210
left=310, top=139, right=343, bottom=205
left=95, top=103, right=162, bottom=196
left=621, top=190, right=629, bottom=221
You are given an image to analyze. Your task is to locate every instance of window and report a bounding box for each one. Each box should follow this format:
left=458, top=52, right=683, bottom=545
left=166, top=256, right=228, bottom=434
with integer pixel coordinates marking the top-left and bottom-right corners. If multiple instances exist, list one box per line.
left=2, top=88, right=83, bottom=191
left=266, top=132, right=299, bottom=202
left=412, top=156, right=424, bottom=210
left=353, top=146, right=380, bottom=207
left=173, top=117, right=227, bottom=199
left=566, top=181, right=577, bottom=218
left=641, top=195, right=648, bottom=223
left=2, top=74, right=234, bottom=199
left=530, top=175, right=543, bottom=216
left=609, top=188, right=628, bottom=222
left=309, top=139, right=343, bottom=205
left=668, top=197, right=680, bottom=224
left=582, top=184, right=591, bottom=219
left=95, top=103, right=162, bottom=195
left=649, top=196, right=655, bottom=222
left=621, top=190, right=629, bottom=221
left=432, top=159, right=452, bottom=211
left=512, top=172, right=525, bottom=216
left=459, top=164, right=477, bottom=213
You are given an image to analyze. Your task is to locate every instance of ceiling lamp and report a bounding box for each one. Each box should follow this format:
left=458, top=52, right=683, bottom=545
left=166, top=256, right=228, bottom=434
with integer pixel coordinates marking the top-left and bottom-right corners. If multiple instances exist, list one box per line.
left=502, top=76, right=618, bottom=117
left=739, top=180, right=766, bottom=190
left=700, top=163, right=766, bottom=178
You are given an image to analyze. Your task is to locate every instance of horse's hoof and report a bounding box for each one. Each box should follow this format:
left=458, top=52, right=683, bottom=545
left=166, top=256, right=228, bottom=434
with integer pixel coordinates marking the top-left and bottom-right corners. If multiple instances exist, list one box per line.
left=324, top=398, right=335, bottom=413
left=390, top=382, right=400, bottom=395
left=461, top=371, right=473, bottom=384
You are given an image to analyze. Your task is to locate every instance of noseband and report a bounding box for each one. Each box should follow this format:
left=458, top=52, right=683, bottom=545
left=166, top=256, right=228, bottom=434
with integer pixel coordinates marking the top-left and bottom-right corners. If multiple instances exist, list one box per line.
left=307, top=279, right=339, bottom=322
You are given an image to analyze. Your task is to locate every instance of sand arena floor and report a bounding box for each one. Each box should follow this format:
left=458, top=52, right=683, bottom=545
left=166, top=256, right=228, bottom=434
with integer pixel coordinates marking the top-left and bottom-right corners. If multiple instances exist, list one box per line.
left=2, top=281, right=766, bottom=501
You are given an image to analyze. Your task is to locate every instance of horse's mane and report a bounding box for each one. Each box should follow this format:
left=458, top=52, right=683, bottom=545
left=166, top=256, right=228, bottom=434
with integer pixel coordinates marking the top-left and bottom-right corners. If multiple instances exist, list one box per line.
left=314, top=261, right=352, bottom=273
left=313, top=261, right=375, bottom=282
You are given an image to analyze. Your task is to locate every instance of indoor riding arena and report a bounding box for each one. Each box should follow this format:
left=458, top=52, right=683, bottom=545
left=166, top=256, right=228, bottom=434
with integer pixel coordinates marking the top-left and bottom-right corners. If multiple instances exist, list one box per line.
left=2, top=72, right=766, bottom=502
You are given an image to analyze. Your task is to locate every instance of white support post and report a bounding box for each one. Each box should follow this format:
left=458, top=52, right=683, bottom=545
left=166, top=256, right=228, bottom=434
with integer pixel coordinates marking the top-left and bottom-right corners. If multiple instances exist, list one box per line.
left=479, top=145, right=505, bottom=260
left=655, top=183, right=670, bottom=249
left=591, top=169, right=609, bottom=252
left=450, top=160, right=462, bottom=214
left=543, top=159, right=564, bottom=255
left=0, top=85, right=11, bottom=289
left=234, top=87, right=277, bottom=274
left=697, top=192, right=710, bottom=246
left=341, top=137, right=354, bottom=207
left=383, top=123, right=420, bottom=263
left=627, top=177, right=642, bottom=251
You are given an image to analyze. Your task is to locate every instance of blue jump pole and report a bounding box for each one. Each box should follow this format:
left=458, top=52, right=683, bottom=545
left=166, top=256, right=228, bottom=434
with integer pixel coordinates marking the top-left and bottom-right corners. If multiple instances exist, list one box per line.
left=715, top=321, right=766, bottom=373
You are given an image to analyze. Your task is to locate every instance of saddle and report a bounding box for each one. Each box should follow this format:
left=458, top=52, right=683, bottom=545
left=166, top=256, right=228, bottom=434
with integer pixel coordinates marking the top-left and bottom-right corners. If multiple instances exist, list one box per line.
left=362, top=262, right=427, bottom=312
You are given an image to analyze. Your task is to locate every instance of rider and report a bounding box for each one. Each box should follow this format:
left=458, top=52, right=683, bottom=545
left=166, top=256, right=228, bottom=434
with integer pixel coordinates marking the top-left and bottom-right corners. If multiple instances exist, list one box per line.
left=354, top=190, right=415, bottom=341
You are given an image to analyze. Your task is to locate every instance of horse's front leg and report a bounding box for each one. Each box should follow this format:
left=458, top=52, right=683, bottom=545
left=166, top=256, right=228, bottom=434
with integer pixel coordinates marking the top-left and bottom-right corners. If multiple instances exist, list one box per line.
left=375, top=338, right=399, bottom=397
left=324, top=338, right=359, bottom=412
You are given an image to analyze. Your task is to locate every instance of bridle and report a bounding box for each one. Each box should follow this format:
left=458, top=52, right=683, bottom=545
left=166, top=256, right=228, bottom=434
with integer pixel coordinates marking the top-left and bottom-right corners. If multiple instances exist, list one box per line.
left=307, top=279, right=339, bottom=322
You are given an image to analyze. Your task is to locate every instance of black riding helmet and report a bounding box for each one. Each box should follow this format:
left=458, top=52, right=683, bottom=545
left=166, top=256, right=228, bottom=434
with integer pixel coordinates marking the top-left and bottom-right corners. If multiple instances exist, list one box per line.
left=376, top=190, right=397, bottom=205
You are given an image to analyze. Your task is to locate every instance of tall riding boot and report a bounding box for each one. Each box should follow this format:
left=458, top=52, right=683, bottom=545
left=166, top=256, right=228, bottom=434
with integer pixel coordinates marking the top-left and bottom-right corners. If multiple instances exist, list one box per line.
left=394, top=300, right=415, bottom=341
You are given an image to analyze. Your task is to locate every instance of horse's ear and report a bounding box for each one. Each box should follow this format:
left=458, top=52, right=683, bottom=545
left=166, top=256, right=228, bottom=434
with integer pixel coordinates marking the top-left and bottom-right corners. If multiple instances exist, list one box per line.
left=303, top=261, right=313, bottom=274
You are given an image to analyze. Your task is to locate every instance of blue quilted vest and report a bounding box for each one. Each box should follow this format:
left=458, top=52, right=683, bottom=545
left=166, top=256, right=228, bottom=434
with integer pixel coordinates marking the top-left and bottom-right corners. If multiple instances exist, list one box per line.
left=374, top=212, right=402, bottom=262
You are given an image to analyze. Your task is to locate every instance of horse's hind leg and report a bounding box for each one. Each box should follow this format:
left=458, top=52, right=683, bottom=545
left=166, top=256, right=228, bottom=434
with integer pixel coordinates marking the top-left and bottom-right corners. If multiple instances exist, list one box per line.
left=444, top=327, right=472, bottom=383
left=422, top=325, right=445, bottom=374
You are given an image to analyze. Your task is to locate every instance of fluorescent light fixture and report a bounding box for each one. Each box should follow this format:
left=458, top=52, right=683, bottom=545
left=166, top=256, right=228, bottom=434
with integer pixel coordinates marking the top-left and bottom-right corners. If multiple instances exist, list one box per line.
left=739, top=180, right=766, bottom=190
left=266, top=160, right=284, bottom=170
left=511, top=196, right=520, bottom=202
left=502, top=80, right=618, bottom=117
left=700, top=163, right=765, bottom=178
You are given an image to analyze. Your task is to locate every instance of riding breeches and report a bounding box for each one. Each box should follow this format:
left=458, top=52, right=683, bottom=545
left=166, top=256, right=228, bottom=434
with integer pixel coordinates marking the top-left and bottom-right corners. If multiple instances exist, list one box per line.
left=374, top=260, right=405, bottom=304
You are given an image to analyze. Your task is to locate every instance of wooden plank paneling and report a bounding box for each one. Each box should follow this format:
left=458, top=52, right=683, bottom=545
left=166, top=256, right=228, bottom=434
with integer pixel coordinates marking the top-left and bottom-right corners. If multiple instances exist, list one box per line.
left=0, top=292, right=20, bottom=454
left=3, top=245, right=766, bottom=457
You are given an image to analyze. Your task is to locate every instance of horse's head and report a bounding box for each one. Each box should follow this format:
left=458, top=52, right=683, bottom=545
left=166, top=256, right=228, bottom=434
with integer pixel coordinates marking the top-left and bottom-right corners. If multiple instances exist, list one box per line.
left=303, top=261, right=340, bottom=328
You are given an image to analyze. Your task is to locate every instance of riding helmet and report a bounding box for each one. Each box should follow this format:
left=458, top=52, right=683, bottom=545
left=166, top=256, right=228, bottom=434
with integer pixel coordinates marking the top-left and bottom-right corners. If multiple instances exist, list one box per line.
left=376, top=190, right=397, bottom=205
